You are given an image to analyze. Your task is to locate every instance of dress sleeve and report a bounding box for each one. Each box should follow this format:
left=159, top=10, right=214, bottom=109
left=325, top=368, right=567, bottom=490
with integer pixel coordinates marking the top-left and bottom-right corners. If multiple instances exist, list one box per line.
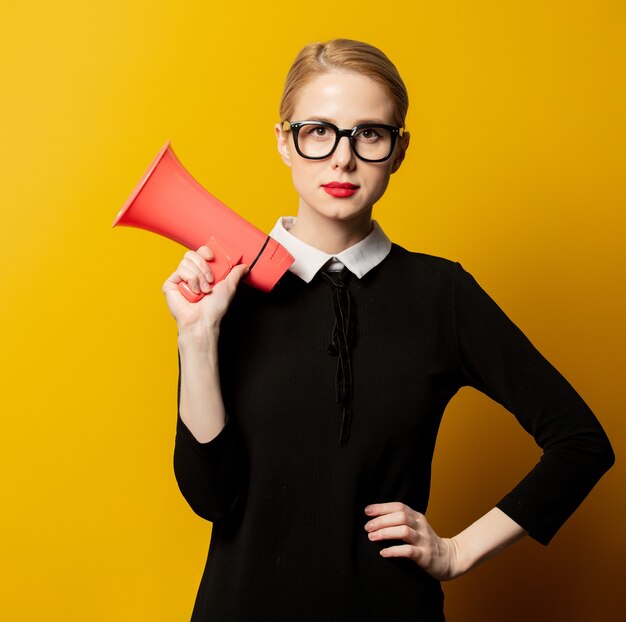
left=451, top=261, right=615, bottom=545
left=172, top=349, right=246, bottom=522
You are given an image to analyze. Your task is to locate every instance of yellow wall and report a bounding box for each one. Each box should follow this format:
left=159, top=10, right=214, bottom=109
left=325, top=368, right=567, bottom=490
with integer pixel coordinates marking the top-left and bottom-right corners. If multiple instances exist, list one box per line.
left=1, top=1, right=623, bottom=620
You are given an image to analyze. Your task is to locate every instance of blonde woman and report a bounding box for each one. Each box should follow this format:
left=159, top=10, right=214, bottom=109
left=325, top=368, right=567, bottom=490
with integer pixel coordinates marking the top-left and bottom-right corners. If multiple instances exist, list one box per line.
left=163, top=39, right=614, bottom=621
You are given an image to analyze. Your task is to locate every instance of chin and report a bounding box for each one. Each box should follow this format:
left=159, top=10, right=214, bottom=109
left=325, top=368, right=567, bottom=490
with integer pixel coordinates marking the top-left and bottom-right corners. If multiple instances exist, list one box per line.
left=321, top=207, right=371, bottom=222
left=297, top=190, right=374, bottom=223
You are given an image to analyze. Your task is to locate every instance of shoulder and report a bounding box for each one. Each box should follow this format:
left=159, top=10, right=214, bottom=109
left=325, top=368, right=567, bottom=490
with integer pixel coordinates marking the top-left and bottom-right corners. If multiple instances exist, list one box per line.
left=355, top=242, right=469, bottom=306
left=383, top=242, right=461, bottom=283
left=384, top=244, right=491, bottom=306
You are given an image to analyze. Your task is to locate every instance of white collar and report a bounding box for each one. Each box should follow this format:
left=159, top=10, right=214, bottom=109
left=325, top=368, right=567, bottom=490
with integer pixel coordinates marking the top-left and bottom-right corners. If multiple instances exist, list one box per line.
left=269, top=216, right=392, bottom=283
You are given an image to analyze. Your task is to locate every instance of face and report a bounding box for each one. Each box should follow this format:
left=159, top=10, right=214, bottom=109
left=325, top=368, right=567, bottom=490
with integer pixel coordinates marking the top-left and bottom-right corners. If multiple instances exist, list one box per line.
left=275, top=69, right=410, bottom=226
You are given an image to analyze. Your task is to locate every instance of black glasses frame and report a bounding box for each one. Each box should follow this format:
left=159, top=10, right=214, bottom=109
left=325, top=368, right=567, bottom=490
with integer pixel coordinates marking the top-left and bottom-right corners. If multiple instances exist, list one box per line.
left=282, top=120, right=405, bottom=163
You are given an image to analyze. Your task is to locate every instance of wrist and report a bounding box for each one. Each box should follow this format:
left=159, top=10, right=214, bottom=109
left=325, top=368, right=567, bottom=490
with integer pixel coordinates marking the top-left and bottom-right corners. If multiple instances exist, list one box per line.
left=446, top=535, right=470, bottom=578
left=447, top=508, right=528, bottom=578
left=177, top=324, right=220, bottom=349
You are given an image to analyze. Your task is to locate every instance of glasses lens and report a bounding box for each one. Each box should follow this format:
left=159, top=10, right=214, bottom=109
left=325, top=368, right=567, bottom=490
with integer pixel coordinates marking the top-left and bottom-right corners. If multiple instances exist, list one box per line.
left=296, top=123, right=337, bottom=158
left=353, top=126, right=394, bottom=161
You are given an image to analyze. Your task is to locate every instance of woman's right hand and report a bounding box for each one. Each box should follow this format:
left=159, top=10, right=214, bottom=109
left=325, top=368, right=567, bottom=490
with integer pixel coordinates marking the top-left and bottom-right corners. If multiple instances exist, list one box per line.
left=162, top=244, right=249, bottom=336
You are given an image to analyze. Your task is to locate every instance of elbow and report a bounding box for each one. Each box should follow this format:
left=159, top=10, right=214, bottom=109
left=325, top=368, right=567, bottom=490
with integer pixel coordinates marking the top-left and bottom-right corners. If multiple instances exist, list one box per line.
left=172, top=465, right=213, bottom=521
left=546, top=423, right=615, bottom=484
left=173, top=467, right=242, bottom=523
left=587, top=424, right=615, bottom=474
left=172, top=448, right=246, bottom=523
left=184, top=495, right=234, bottom=523
left=584, top=434, right=615, bottom=496
left=572, top=428, right=615, bottom=481
left=597, top=434, right=615, bottom=474
left=181, top=496, right=216, bottom=523
left=172, top=417, right=248, bottom=523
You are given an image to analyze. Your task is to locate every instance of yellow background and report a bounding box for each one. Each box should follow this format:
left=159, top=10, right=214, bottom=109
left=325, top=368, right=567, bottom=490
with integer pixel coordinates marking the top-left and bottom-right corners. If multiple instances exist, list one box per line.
left=1, top=1, right=624, bottom=620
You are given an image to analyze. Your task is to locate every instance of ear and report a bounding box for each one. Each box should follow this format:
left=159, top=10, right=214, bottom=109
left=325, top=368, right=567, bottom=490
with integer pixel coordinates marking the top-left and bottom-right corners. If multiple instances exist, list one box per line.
left=390, top=131, right=410, bottom=174
left=275, top=122, right=292, bottom=168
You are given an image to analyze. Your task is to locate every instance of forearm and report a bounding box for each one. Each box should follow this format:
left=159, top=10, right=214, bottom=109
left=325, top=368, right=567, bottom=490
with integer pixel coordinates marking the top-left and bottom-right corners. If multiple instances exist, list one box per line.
left=178, top=327, right=226, bottom=443
left=449, top=507, right=528, bottom=577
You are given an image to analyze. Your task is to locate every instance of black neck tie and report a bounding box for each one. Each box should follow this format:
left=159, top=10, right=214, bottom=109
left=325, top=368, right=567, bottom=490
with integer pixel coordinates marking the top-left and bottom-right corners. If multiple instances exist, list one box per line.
left=320, top=268, right=356, bottom=447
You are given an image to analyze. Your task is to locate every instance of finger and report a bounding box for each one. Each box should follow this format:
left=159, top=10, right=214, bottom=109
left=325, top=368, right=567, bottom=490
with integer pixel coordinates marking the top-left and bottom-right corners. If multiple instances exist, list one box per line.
left=379, top=544, right=416, bottom=559
left=163, top=271, right=183, bottom=291
left=232, top=263, right=250, bottom=277
left=223, top=264, right=249, bottom=289
left=364, top=510, right=415, bottom=532
left=183, top=252, right=220, bottom=290
left=196, top=245, right=215, bottom=261
left=196, top=247, right=215, bottom=287
left=176, top=263, right=207, bottom=294
left=364, top=502, right=408, bottom=516
left=183, top=251, right=215, bottom=285
left=367, top=524, right=417, bottom=543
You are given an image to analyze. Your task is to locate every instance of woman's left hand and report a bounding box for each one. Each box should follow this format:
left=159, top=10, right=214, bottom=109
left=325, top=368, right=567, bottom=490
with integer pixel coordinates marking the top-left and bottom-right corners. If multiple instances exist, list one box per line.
left=364, top=502, right=461, bottom=581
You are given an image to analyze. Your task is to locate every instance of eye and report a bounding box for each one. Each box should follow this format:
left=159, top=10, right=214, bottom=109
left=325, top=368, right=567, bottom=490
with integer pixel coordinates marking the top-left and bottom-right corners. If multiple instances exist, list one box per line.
left=356, top=127, right=384, bottom=142
left=301, top=124, right=332, bottom=138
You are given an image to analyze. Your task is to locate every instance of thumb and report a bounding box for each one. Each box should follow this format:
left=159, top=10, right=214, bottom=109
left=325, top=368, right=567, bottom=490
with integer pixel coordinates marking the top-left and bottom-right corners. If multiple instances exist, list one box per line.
left=226, top=263, right=250, bottom=286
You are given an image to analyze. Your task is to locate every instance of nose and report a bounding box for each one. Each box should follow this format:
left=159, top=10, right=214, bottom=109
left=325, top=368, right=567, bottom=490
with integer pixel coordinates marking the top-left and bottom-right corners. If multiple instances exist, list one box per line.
left=331, top=135, right=356, bottom=170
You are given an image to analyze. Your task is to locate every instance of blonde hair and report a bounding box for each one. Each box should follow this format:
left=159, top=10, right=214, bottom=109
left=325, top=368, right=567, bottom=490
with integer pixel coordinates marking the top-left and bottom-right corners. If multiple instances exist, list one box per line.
left=279, top=39, right=409, bottom=127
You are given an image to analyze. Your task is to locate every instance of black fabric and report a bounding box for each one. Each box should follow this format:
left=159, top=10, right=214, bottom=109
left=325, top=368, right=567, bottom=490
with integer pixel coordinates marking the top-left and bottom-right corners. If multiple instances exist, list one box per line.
left=173, top=244, right=614, bottom=622
left=320, top=267, right=356, bottom=446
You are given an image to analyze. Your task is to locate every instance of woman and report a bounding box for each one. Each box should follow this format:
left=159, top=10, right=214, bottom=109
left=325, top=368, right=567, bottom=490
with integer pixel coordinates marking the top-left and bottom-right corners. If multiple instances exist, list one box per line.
left=162, top=39, right=614, bottom=621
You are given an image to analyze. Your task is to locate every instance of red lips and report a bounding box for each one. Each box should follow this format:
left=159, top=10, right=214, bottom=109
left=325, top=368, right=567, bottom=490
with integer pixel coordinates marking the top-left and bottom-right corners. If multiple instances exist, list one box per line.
left=322, top=182, right=359, bottom=198
left=322, top=182, right=360, bottom=189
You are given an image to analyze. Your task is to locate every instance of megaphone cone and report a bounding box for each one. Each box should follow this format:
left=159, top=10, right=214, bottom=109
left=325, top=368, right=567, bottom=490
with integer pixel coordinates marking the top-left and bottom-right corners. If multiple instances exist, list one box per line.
left=113, top=141, right=293, bottom=301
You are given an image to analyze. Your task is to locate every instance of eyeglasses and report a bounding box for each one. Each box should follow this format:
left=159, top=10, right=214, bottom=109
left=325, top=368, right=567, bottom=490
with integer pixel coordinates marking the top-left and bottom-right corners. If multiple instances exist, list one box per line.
left=282, top=120, right=405, bottom=163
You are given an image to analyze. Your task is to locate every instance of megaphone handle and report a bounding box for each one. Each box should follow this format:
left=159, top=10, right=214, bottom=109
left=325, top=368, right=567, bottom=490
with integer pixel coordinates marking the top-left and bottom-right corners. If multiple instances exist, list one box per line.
left=177, top=236, right=243, bottom=303
left=177, top=281, right=206, bottom=303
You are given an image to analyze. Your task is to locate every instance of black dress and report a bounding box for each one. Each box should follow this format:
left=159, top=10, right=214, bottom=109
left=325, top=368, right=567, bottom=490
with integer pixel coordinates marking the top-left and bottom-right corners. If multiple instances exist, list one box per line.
left=173, top=244, right=614, bottom=621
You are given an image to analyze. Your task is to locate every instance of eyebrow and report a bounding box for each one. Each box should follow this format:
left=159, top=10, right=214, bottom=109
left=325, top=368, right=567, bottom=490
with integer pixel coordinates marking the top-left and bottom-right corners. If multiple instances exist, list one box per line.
left=304, top=116, right=391, bottom=125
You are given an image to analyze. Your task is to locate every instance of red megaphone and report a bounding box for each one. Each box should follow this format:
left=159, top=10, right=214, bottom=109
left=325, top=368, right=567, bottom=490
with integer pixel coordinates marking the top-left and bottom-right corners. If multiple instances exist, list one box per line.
left=112, top=140, right=294, bottom=301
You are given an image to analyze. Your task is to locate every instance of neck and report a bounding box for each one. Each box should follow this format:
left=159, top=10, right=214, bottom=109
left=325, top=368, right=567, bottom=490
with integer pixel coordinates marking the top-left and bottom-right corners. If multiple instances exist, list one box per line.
left=288, top=207, right=373, bottom=254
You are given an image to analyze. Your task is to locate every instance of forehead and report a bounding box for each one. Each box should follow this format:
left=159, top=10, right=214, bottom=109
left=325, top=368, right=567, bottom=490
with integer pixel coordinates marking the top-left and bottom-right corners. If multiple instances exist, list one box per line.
left=290, top=69, right=395, bottom=125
